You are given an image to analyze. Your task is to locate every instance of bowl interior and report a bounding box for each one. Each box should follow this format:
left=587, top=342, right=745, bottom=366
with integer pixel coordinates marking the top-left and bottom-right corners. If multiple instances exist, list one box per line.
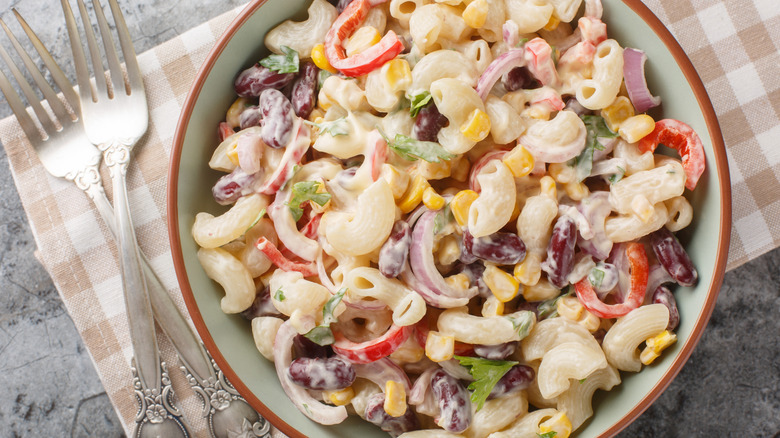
left=169, top=0, right=730, bottom=436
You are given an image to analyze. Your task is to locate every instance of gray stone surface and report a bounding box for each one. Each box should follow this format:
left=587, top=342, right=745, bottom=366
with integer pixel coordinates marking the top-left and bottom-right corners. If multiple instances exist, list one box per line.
left=0, top=1, right=778, bottom=437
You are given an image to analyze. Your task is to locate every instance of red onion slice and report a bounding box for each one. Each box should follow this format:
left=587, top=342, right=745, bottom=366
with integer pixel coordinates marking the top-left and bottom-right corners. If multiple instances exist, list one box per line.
left=268, top=190, right=320, bottom=262
left=623, top=48, right=661, bottom=113
left=410, top=211, right=479, bottom=300
left=645, top=263, right=674, bottom=304
left=352, top=357, right=412, bottom=393
left=274, top=321, right=348, bottom=424
left=576, top=191, right=613, bottom=260
left=475, top=49, right=526, bottom=101
left=400, top=262, right=469, bottom=308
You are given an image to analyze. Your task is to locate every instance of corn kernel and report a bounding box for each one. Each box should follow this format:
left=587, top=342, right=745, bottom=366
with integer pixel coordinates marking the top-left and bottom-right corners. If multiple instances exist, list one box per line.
left=557, top=296, right=584, bottom=321
left=391, top=336, right=426, bottom=363
left=425, top=331, right=455, bottom=362
left=345, top=26, right=381, bottom=58
left=548, top=162, right=575, bottom=184
left=522, top=277, right=559, bottom=301
left=460, top=109, right=491, bottom=142
left=384, top=381, right=408, bottom=417
left=437, top=235, right=461, bottom=266
left=451, top=190, right=479, bottom=227
left=397, top=175, right=430, bottom=213
left=226, top=97, right=249, bottom=128
left=539, top=412, right=572, bottom=438
left=525, top=104, right=552, bottom=120
left=580, top=311, right=601, bottom=332
left=381, top=164, right=412, bottom=200
left=417, top=159, right=453, bottom=180
left=619, top=114, right=656, bottom=144
left=311, top=43, right=337, bottom=73
left=445, top=273, right=471, bottom=291
left=422, top=187, right=446, bottom=210
left=462, top=0, right=488, bottom=28
left=631, top=195, right=655, bottom=223
left=640, top=330, right=677, bottom=365
left=324, top=387, right=355, bottom=406
left=514, top=252, right=542, bottom=287
left=602, top=96, right=635, bottom=132
left=483, top=264, right=520, bottom=303
left=539, top=176, right=557, bottom=199
left=503, top=145, right=536, bottom=178
left=543, top=14, right=561, bottom=31
left=385, top=58, right=412, bottom=92
left=564, top=181, right=589, bottom=201
left=481, top=295, right=505, bottom=317
left=225, top=141, right=239, bottom=166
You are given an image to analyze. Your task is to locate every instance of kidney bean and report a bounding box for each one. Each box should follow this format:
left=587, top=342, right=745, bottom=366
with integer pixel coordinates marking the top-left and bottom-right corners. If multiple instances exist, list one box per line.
left=541, top=215, right=577, bottom=289
left=364, top=393, right=420, bottom=437
left=286, top=356, right=355, bottom=390
left=241, top=286, right=282, bottom=320
left=259, top=89, right=295, bottom=148
left=239, top=105, right=263, bottom=129
left=502, top=66, right=541, bottom=92
left=379, top=221, right=412, bottom=278
left=459, top=236, right=479, bottom=265
left=650, top=227, right=698, bottom=287
left=413, top=102, right=449, bottom=142
left=431, top=369, right=472, bottom=433
left=487, top=364, right=534, bottom=399
left=290, top=61, right=319, bottom=119
left=463, top=230, right=526, bottom=266
left=234, top=64, right=296, bottom=97
left=212, top=168, right=258, bottom=205
left=652, top=285, right=680, bottom=331
left=474, top=342, right=518, bottom=361
left=293, top=334, right=331, bottom=359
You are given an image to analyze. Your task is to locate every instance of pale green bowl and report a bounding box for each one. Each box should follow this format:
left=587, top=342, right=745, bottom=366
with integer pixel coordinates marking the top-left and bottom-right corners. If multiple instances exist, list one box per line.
left=168, top=1, right=731, bottom=436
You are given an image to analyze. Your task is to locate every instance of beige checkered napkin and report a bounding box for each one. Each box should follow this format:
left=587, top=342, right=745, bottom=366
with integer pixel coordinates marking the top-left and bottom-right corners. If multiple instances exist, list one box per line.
left=0, top=0, right=778, bottom=436
left=642, top=0, right=780, bottom=270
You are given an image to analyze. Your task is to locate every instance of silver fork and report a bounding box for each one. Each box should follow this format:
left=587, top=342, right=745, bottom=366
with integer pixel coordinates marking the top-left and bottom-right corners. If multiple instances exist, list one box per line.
left=56, top=2, right=187, bottom=436
left=0, top=4, right=268, bottom=438
left=0, top=7, right=189, bottom=438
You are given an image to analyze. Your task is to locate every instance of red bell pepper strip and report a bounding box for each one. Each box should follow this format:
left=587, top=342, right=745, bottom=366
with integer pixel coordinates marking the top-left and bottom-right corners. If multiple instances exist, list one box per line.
left=524, top=37, right=560, bottom=87
left=218, top=121, right=234, bottom=142
left=255, top=236, right=318, bottom=277
left=332, top=323, right=411, bottom=363
left=575, top=242, right=649, bottom=319
left=638, top=119, right=705, bottom=191
left=300, top=213, right=321, bottom=240
left=324, top=0, right=404, bottom=77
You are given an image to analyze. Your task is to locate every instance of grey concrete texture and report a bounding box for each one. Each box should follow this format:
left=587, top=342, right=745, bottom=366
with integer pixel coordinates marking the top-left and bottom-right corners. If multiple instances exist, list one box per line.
left=0, top=0, right=778, bottom=437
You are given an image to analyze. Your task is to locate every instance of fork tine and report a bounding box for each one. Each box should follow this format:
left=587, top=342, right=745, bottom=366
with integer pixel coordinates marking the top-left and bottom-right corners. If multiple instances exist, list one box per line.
left=0, top=17, right=73, bottom=127
left=75, top=0, right=108, bottom=99
left=91, top=0, right=126, bottom=96
left=60, top=0, right=94, bottom=102
left=13, top=9, right=80, bottom=113
left=107, top=0, right=143, bottom=93
left=0, top=68, right=43, bottom=141
left=0, top=24, right=57, bottom=134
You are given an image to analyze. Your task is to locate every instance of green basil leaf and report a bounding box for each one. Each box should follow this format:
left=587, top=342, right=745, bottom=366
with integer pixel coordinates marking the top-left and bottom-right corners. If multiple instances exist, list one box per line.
left=409, top=91, right=433, bottom=117
left=454, top=356, right=519, bottom=411
left=286, top=181, right=331, bottom=222
left=388, top=134, right=455, bottom=163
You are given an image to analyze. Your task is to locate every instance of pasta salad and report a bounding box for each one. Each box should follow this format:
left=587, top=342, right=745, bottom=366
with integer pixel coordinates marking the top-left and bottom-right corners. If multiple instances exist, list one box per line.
left=192, top=0, right=707, bottom=435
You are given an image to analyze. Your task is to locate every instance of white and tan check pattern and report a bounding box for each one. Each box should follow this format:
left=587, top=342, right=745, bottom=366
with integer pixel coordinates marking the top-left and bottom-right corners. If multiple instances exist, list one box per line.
left=0, top=0, right=777, bottom=436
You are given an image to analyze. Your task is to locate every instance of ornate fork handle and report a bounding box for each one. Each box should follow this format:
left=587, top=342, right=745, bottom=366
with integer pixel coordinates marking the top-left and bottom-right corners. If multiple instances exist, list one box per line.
left=68, top=145, right=266, bottom=438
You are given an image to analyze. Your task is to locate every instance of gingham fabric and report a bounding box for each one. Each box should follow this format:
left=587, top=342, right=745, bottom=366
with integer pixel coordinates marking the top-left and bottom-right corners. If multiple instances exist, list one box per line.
left=0, top=1, right=777, bottom=436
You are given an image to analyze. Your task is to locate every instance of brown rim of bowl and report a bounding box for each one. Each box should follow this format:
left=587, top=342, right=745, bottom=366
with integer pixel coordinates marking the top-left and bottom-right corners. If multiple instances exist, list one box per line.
left=167, top=1, right=732, bottom=437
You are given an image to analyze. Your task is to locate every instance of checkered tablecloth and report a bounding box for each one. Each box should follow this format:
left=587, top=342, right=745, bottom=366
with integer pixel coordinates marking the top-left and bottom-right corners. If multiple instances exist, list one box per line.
left=0, top=0, right=778, bottom=436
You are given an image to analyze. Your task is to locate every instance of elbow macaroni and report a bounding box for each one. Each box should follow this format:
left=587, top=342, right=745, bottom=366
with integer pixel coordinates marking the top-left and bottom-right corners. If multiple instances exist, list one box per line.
left=195, top=0, right=706, bottom=433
